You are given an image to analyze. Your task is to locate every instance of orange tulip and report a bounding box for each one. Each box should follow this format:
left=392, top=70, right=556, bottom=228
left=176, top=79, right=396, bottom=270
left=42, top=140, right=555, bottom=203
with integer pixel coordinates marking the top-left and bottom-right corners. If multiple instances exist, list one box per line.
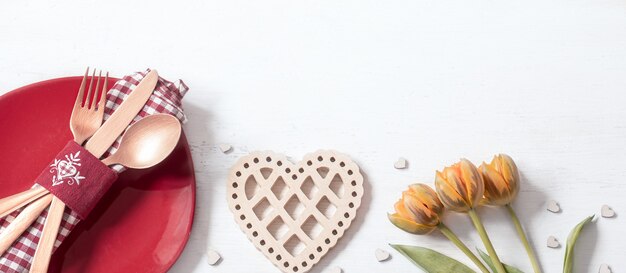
left=389, top=183, right=492, bottom=273
left=481, top=154, right=542, bottom=273
left=434, top=159, right=485, bottom=212
left=479, top=154, right=520, bottom=206
left=388, top=184, right=443, bottom=235
left=435, top=158, right=507, bottom=273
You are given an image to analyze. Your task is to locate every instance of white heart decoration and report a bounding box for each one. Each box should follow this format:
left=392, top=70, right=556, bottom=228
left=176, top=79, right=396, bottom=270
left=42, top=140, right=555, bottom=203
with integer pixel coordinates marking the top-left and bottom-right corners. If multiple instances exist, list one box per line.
left=393, top=158, right=407, bottom=169
left=547, top=200, right=561, bottom=213
left=546, top=236, right=560, bottom=248
left=227, top=150, right=364, bottom=273
left=375, top=248, right=391, bottom=262
left=599, top=264, right=612, bottom=273
left=56, top=160, right=78, bottom=180
left=601, top=205, right=616, bottom=218
left=207, top=249, right=222, bottom=265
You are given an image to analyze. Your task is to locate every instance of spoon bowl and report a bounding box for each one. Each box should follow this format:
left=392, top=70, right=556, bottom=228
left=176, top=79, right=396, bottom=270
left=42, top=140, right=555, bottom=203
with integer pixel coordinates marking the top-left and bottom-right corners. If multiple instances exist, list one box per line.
left=102, top=114, right=181, bottom=169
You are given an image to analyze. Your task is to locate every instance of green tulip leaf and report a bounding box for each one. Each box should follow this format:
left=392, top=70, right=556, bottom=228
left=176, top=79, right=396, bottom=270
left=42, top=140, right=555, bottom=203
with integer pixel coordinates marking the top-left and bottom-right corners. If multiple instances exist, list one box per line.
left=391, top=244, right=477, bottom=273
left=563, top=215, right=595, bottom=273
left=477, top=248, right=526, bottom=273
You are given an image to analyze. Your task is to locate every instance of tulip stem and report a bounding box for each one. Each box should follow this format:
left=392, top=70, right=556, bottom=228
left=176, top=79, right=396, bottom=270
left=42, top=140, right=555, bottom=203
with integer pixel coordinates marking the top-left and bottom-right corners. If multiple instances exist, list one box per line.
left=468, top=209, right=507, bottom=273
left=506, top=204, right=542, bottom=273
left=438, top=223, right=491, bottom=273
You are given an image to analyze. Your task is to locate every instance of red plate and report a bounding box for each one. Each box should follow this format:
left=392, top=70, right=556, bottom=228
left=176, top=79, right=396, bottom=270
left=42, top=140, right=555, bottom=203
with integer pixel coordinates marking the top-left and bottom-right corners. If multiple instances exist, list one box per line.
left=0, top=77, right=195, bottom=273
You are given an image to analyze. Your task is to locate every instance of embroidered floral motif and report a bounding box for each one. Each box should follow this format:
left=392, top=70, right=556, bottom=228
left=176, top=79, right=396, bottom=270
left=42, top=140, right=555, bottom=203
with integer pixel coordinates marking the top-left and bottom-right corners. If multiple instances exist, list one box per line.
left=50, top=151, right=85, bottom=186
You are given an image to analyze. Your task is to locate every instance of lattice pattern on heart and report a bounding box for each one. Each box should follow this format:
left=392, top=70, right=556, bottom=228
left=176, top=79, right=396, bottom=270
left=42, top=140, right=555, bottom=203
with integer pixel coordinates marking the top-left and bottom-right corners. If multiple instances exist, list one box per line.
left=50, top=151, right=85, bottom=187
left=227, top=150, right=364, bottom=273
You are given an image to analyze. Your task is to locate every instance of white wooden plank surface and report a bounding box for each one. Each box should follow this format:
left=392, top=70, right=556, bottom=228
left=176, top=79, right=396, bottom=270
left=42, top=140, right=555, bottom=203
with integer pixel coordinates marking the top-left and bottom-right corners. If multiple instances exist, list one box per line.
left=1, top=0, right=625, bottom=272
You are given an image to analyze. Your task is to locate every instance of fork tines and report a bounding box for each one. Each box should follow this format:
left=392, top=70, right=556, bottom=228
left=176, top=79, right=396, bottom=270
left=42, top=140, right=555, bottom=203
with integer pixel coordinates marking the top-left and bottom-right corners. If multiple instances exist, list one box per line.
left=77, top=67, right=108, bottom=111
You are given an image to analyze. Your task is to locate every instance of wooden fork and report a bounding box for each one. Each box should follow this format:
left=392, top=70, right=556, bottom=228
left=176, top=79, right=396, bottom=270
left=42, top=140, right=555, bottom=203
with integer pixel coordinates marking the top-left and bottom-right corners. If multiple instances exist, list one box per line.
left=0, top=68, right=108, bottom=258
left=30, top=68, right=109, bottom=273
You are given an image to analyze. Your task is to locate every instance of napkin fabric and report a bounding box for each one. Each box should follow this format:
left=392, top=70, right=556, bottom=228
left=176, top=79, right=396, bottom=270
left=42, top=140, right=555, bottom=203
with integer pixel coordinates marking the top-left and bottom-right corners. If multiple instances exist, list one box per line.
left=37, top=141, right=118, bottom=220
left=0, top=70, right=188, bottom=273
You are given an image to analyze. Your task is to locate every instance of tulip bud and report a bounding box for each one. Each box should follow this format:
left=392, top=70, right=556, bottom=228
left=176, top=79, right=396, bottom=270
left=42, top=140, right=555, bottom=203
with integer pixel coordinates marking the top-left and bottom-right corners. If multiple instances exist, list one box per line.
left=388, top=184, right=444, bottom=235
left=479, top=154, right=520, bottom=206
left=434, top=158, right=485, bottom=212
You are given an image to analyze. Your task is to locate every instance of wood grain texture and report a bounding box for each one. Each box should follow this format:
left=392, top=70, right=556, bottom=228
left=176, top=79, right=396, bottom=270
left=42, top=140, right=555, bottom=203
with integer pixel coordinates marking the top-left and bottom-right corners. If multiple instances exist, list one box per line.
left=31, top=196, right=64, bottom=273
left=0, top=194, right=52, bottom=255
left=227, top=150, right=364, bottom=273
left=1, top=0, right=626, bottom=272
left=0, top=186, right=47, bottom=219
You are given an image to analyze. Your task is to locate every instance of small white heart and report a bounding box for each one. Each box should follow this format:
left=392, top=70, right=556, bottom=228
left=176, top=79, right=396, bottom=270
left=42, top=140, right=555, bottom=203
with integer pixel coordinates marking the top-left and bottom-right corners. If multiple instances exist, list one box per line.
left=394, top=158, right=407, bottom=169
left=327, top=266, right=343, bottom=273
left=207, top=249, right=222, bottom=265
left=219, top=144, right=232, bottom=153
left=547, top=236, right=560, bottom=248
left=547, top=200, right=561, bottom=213
left=375, top=248, right=391, bottom=262
left=599, top=264, right=612, bottom=273
left=601, top=205, right=616, bottom=218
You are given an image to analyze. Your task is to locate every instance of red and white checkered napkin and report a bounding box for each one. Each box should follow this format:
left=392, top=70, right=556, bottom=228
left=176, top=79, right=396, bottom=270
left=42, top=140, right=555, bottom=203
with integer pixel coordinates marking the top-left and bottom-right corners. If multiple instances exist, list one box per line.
left=0, top=70, right=188, bottom=273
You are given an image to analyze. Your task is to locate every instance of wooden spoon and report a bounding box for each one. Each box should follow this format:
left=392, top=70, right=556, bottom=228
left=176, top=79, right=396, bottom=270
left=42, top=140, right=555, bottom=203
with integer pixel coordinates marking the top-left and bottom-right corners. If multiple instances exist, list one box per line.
left=101, top=114, right=182, bottom=168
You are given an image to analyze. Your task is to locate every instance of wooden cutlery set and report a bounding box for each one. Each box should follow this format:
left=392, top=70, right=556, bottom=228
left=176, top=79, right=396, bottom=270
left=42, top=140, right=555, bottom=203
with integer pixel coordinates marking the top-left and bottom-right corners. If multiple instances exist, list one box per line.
left=0, top=68, right=182, bottom=272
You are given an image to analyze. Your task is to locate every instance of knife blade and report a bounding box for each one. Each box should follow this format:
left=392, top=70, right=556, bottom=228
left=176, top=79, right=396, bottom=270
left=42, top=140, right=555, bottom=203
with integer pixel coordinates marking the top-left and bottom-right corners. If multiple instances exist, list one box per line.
left=85, top=69, right=159, bottom=158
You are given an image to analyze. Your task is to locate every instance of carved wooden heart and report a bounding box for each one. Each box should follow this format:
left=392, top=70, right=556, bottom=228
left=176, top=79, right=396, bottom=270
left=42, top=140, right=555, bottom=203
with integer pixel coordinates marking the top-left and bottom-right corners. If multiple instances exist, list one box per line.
left=227, top=150, right=364, bottom=273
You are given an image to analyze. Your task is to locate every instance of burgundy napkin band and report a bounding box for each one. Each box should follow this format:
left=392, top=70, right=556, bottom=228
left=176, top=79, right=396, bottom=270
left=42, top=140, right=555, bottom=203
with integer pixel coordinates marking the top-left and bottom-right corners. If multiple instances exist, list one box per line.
left=35, top=141, right=118, bottom=219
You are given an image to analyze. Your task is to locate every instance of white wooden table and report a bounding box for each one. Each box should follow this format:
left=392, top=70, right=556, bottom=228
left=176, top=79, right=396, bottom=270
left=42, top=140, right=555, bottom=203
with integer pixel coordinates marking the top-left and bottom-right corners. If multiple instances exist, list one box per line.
left=1, top=0, right=624, bottom=272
